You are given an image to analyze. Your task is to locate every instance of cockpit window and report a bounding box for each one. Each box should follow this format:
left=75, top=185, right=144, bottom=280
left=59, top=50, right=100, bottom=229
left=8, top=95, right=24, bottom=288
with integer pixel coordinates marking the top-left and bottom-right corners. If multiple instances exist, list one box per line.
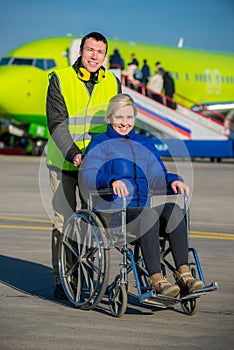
left=35, top=59, right=45, bottom=70
left=0, top=57, right=56, bottom=70
left=0, top=57, right=11, bottom=65
left=46, top=59, right=56, bottom=70
left=12, top=58, right=34, bottom=65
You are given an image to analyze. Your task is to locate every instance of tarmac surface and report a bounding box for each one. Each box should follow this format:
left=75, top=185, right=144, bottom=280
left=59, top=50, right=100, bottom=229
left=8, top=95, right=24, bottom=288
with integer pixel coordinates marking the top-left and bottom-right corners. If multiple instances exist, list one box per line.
left=0, top=155, right=233, bottom=350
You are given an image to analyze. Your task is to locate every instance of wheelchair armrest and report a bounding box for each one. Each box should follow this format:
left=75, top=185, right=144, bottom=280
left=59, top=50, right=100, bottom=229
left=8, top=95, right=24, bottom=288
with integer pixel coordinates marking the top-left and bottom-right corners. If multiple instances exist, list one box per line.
left=150, top=189, right=189, bottom=222
left=89, top=188, right=114, bottom=196
left=150, top=189, right=189, bottom=201
left=150, top=189, right=175, bottom=196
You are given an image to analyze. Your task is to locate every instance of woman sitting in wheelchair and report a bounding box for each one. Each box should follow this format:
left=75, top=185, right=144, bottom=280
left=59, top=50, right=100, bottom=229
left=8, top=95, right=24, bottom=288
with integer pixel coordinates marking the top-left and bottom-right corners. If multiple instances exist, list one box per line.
left=81, top=93, right=204, bottom=297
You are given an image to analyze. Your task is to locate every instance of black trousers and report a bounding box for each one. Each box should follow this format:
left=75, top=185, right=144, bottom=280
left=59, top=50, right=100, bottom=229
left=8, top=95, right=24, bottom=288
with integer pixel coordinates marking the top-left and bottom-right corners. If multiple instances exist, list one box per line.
left=125, top=203, right=189, bottom=276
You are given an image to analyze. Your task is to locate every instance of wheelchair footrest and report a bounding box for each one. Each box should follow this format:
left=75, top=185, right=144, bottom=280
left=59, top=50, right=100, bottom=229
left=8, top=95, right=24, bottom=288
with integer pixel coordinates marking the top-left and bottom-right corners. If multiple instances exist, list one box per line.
left=140, top=281, right=218, bottom=307
left=180, top=281, right=219, bottom=300
left=140, top=290, right=180, bottom=308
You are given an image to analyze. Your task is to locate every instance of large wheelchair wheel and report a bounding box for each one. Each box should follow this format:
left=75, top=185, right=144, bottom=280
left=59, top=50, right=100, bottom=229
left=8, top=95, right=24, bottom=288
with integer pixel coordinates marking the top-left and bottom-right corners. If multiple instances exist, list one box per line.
left=59, top=209, right=110, bottom=310
left=181, top=297, right=200, bottom=316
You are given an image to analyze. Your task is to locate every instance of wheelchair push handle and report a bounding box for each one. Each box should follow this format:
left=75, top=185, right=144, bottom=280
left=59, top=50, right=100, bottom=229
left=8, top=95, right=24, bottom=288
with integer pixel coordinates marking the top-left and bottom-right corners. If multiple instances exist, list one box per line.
left=88, top=187, right=189, bottom=212
left=92, top=187, right=188, bottom=197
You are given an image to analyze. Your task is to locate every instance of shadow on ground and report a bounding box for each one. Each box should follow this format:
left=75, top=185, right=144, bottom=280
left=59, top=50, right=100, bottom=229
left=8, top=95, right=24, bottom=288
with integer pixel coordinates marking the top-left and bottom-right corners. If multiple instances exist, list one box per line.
left=0, top=254, right=67, bottom=303
left=0, top=254, right=177, bottom=316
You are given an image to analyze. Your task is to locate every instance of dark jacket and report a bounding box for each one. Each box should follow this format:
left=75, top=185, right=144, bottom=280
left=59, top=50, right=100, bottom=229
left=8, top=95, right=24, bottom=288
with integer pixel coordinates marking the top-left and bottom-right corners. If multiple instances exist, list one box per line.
left=141, top=63, right=151, bottom=85
left=82, top=124, right=183, bottom=209
left=110, top=49, right=125, bottom=70
left=163, top=72, right=175, bottom=97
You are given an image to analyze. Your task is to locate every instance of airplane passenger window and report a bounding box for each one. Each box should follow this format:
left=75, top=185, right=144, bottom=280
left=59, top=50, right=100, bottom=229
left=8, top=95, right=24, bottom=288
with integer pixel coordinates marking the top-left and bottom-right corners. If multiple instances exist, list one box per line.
left=12, top=58, right=34, bottom=65
left=185, top=73, right=190, bottom=81
left=0, top=57, right=11, bottom=65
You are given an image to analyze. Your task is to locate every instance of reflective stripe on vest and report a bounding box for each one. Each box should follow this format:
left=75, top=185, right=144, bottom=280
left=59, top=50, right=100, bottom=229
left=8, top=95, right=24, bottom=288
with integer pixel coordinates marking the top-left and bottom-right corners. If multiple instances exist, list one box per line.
left=47, top=67, right=118, bottom=170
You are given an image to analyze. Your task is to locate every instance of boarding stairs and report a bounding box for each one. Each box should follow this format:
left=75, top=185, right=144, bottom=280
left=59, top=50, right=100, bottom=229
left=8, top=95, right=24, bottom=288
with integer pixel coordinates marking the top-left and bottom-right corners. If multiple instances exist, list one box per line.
left=122, top=86, right=229, bottom=141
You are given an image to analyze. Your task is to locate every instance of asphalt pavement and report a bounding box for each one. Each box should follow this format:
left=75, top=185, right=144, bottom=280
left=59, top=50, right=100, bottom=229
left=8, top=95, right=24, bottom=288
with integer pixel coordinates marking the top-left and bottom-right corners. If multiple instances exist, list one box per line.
left=0, top=155, right=233, bottom=350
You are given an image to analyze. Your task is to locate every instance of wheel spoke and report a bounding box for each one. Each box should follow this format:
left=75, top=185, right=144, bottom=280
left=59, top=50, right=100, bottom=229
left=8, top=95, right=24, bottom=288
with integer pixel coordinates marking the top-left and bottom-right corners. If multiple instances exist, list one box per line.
left=73, top=219, right=83, bottom=256
left=85, top=256, right=101, bottom=276
left=81, top=263, right=95, bottom=296
left=75, top=264, right=82, bottom=303
left=63, top=239, right=79, bottom=258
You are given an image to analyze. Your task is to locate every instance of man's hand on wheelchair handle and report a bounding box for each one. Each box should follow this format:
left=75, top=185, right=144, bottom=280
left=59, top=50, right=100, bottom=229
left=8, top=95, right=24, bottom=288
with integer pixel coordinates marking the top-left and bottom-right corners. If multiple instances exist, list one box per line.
left=171, top=180, right=190, bottom=196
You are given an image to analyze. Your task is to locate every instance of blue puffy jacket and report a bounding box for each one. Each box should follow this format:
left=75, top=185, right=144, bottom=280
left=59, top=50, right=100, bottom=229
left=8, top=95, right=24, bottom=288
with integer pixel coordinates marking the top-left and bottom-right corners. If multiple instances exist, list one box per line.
left=82, top=124, right=183, bottom=209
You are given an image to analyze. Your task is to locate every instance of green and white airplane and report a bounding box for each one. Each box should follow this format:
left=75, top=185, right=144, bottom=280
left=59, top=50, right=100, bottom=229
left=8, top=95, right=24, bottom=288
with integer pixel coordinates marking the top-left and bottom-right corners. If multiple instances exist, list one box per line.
left=0, top=36, right=233, bottom=154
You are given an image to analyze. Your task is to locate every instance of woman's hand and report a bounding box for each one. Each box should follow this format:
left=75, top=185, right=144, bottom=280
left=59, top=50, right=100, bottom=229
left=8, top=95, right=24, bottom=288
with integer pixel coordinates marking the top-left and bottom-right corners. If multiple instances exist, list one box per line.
left=112, top=180, right=129, bottom=197
left=171, top=180, right=190, bottom=196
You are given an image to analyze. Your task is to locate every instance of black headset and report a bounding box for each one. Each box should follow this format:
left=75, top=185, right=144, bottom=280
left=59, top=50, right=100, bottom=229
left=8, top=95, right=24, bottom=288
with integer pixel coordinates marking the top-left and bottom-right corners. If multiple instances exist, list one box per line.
left=77, top=66, right=105, bottom=83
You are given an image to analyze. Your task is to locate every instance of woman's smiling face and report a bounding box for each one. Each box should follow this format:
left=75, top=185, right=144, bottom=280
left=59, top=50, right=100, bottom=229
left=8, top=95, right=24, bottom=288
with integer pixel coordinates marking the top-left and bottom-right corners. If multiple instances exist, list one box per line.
left=108, top=105, right=136, bottom=135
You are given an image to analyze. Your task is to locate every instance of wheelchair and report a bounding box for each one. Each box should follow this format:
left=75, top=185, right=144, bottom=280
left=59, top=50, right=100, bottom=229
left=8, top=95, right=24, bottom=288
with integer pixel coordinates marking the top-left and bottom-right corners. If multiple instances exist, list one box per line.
left=58, top=189, right=218, bottom=317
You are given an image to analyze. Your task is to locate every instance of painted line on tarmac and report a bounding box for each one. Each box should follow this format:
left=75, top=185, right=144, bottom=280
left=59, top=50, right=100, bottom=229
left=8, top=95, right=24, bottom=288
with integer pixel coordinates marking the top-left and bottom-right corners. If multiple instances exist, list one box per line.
left=0, top=215, right=50, bottom=223
left=191, top=231, right=234, bottom=240
left=191, top=231, right=233, bottom=238
left=0, top=223, right=233, bottom=240
left=190, top=233, right=234, bottom=240
left=0, top=225, right=50, bottom=231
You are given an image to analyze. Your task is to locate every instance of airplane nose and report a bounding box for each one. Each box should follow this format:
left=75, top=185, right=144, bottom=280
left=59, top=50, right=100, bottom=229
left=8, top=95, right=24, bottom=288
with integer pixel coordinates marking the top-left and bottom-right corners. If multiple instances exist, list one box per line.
left=0, top=65, right=48, bottom=125
left=0, top=66, right=15, bottom=117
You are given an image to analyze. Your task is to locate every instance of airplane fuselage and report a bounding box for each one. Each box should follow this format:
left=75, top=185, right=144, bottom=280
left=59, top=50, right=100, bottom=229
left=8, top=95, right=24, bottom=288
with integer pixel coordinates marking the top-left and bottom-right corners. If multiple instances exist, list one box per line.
left=0, top=36, right=233, bottom=141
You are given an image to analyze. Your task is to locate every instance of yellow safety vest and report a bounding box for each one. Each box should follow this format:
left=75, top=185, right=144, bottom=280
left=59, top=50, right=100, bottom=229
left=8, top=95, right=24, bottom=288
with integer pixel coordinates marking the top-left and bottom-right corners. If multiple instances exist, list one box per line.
left=47, top=67, right=118, bottom=170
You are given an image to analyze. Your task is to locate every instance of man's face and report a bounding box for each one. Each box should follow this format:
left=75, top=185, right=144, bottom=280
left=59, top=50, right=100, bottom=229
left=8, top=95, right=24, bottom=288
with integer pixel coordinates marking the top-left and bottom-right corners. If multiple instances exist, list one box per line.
left=80, top=37, right=106, bottom=73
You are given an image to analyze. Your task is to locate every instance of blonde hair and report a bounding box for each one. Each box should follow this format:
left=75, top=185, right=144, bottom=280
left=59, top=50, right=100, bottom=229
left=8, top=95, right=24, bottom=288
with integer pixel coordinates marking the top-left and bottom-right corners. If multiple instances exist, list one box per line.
left=105, top=94, right=137, bottom=122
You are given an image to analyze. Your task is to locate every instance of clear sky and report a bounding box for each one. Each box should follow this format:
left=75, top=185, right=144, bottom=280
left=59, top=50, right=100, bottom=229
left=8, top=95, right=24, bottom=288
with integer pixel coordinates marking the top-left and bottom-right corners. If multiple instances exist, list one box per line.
left=0, top=0, right=233, bottom=58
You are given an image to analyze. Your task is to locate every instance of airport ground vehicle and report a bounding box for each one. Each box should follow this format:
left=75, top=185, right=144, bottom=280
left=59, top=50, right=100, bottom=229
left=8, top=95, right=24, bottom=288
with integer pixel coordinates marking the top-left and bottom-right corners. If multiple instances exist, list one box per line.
left=58, top=189, right=218, bottom=317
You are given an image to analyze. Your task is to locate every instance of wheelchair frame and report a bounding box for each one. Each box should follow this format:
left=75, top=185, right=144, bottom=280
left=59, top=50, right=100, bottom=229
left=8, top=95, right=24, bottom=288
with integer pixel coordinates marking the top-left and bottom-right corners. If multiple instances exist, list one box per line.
left=58, top=189, right=218, bottom=317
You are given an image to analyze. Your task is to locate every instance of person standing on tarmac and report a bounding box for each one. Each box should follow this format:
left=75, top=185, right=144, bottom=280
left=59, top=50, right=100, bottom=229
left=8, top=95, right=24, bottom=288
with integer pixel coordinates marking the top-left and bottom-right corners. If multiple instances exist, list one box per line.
left=46, top=32, right=122, bottom=299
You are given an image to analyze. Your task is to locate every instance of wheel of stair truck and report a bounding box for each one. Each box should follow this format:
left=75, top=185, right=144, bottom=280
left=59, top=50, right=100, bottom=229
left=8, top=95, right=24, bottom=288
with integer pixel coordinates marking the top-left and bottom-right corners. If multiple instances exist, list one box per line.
left=59, top=209, right=110, bottom=310
left=181, top=297, right=200, bottom=316
left=109, top=281, right=128, bottom=318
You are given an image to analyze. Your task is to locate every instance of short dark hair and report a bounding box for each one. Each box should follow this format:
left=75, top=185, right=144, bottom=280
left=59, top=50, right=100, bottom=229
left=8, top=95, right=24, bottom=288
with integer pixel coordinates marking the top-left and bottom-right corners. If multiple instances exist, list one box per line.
left=80, top=32, right=108, bottom=54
